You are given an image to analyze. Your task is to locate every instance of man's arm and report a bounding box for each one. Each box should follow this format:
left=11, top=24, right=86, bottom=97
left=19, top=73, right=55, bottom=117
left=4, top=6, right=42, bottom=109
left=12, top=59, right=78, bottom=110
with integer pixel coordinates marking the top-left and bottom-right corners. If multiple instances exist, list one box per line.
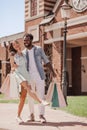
left=39, top=47, right=56, bottom=77
left=39, top=47, right=50, bottom=64
left=45, top=62, right=56, bottom=78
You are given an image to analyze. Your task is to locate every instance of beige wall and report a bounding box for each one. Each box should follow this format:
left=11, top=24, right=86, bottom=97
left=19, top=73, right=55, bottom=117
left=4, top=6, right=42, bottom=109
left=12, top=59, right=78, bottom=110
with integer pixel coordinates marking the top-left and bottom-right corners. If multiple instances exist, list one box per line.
left=81, top=46, right=87, bottom=92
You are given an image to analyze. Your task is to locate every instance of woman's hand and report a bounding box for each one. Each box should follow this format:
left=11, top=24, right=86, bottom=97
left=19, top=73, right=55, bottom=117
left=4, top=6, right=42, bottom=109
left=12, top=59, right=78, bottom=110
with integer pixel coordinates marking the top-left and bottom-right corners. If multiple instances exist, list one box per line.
left=13, top=62, right=18, bottom=68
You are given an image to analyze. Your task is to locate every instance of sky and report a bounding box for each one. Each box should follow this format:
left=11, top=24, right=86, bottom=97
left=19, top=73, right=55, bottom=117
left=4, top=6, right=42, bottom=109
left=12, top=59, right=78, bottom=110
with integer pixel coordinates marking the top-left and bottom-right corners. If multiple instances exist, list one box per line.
left=0, top=0, right=24, bottom=38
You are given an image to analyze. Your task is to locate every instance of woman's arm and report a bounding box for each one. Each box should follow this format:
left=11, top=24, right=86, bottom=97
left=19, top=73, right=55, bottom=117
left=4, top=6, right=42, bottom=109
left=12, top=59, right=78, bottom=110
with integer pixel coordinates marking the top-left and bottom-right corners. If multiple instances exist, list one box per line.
left=9, top=53, right=18, bottom=71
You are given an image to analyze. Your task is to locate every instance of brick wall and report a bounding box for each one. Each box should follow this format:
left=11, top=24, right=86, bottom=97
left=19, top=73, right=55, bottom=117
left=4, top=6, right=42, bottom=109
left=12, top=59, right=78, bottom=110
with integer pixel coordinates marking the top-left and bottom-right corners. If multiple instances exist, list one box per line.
left=53, top=42, right=63, bottom=88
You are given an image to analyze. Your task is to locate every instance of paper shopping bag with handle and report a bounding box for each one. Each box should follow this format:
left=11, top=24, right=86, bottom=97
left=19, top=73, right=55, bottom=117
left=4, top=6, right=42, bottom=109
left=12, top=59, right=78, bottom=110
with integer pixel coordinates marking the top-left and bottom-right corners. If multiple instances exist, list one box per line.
left=46, top=78, right=67, bottom=108
left=51, top=81, right=67, bottom=108
left=51, top=83, right=59, bottom=107
left=46, top=81, right=54, bottom=102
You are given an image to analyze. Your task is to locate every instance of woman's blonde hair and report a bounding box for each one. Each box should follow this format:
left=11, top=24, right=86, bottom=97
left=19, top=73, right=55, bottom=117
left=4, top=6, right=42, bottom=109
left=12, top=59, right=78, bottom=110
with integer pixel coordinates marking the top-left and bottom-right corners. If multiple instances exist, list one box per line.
left=9, top=40, right=19, bottom=54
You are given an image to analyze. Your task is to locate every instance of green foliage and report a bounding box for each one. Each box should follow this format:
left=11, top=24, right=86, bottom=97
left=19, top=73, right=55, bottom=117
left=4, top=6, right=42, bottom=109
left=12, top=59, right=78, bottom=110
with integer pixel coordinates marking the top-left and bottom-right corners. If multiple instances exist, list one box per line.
left=0, top=94, right=87, bottom=117
left=61, top=96, right=87, bottom=117
left=0, top=99, right=19, bottom=103
left=0, top=94, right=28, bottom=103
left=0, top=94, right=5, bottom=98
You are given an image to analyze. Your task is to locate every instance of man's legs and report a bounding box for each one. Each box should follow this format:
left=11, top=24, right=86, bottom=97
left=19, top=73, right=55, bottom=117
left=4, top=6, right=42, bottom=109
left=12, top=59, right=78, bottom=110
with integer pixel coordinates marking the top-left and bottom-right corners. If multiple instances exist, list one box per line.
left=27, top=79, right=46, bottom=122
left=27, top=96, right=35, bottom=121
left=35, top=79, right=46, bottom=123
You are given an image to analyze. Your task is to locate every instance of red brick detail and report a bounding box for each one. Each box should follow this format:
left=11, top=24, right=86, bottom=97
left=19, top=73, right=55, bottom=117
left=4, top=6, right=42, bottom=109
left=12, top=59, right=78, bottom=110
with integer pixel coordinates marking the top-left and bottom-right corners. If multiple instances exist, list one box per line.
left=31, top=0, right=37, bottom=17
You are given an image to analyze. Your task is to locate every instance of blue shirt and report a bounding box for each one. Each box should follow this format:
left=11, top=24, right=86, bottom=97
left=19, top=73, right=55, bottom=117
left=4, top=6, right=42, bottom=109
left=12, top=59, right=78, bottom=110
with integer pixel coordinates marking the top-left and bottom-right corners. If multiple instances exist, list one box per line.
left=22, top=45, right=50, bottom=80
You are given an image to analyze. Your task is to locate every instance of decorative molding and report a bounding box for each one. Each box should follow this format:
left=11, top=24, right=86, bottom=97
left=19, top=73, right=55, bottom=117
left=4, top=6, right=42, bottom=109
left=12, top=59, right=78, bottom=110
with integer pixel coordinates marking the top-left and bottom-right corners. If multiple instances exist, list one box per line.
left=67, top=32, right=87, bottom=40
left=44, top=37, right=63, bottom=44
left=66, top=59, right=72, bottom=61
left=25, top=0, right=29, bottom=19
left=40, top=14, right=55, bottom=25
left=44, top=1, right=55, bottom=7
left=81, top=57, right=87, bottom=60
left=45, top=15, right=87, bottom=32
left=25, top=0, right=42, bottom=22
left=25, top=14, right=45, bottom=22
left=67, top=15, right=87, bottom=27
left=28, top=25, right=39, bottom=42
left=44, top=32, right=87, bottom=44
left=53, top=28, right=61, bottom=39
left=0, top=32, right=24, bottom=43
left=53, top=0, right=61, bottom=13
left=45, top=22, right=63, bottom=32
left=39, top=0, right=44, bottom=15
left=2, top=61, right=10, bottom=64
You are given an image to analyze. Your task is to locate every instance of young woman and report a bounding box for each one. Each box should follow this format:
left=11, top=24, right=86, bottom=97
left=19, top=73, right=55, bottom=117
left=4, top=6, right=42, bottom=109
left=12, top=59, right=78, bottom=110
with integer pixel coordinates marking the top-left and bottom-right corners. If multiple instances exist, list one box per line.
left=1, top=40, right=48, bottom=123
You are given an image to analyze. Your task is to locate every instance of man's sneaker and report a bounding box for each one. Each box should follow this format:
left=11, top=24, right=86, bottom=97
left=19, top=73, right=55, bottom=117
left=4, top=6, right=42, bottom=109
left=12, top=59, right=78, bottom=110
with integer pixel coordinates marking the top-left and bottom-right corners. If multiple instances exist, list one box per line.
left=26, top=113, right=35, bottom=122
left=16, top=116, right=23, bottom=124
left=39, top=115, right=46, bottom=123
left=41, top=100, right=49, bottom=106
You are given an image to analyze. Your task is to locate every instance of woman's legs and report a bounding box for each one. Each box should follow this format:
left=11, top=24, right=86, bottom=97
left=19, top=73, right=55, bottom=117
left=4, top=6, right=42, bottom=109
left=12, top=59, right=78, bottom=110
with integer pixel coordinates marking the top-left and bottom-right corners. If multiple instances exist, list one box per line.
left=17, top=86, right=27, bottom=117
left=20, top=81, right=42, bottom=103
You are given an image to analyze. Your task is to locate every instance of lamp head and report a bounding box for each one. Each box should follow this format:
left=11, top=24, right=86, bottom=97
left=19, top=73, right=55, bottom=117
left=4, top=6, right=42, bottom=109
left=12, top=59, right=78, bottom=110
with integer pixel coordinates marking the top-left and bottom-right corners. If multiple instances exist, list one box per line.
left=61, top=1, right=72, bottom=20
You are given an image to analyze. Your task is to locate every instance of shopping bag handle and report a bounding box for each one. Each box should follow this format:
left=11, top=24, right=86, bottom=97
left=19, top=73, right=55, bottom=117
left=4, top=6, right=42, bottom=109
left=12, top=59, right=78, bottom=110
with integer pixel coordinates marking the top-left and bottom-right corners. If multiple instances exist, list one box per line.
left=52, top=77, right=57, bottom=82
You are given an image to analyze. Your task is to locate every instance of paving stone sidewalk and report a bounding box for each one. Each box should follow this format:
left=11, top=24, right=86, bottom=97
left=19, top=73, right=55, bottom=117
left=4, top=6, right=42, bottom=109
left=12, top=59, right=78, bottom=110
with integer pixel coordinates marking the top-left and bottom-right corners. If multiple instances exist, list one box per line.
left=0, top=103, right=87, bottom=130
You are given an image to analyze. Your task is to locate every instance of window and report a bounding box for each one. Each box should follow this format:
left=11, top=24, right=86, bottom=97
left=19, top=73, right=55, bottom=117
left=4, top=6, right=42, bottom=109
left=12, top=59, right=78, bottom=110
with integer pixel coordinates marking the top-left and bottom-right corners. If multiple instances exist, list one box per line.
left=30, top=0, right=37, bottom=17
left=28, top=25, right=39, bottom=42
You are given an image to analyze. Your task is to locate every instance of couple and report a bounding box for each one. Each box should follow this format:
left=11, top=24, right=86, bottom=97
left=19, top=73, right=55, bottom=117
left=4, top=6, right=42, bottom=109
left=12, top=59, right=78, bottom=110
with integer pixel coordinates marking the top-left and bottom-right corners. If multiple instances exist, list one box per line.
left=1, top=33, right=56, bottom=123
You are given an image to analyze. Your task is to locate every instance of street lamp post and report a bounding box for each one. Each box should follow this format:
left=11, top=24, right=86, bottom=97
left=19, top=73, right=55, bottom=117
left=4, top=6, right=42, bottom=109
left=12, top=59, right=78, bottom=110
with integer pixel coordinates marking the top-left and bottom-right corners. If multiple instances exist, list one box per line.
left=61, top=1, right=72, bottom=103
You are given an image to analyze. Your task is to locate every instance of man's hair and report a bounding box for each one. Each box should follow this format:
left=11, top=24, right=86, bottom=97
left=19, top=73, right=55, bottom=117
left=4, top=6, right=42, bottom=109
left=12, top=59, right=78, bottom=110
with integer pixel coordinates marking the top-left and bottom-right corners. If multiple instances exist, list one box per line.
left=23, top=33, right=33, bottom=41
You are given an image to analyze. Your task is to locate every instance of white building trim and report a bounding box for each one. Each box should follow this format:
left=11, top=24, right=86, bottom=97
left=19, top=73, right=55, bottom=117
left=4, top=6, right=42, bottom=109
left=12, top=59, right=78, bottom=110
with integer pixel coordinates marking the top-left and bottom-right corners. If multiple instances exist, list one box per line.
left=81, top=57, right=87, bottom=60
left=25, top=14, right=45, bottom=22
left=0, top=32, right=24, bottom=43
left=28, top=0, right=40, bottom=19
left=66, top=59, right=72, bottom=61
left=45, top=15, right=87, bottom=32
left=44, top=32, right=87, bottom=44
left=2, top=61, right=10, bottom=64
left=28, top=25, right=39, bottom=42
left=53, top=0, right=61, bottom=13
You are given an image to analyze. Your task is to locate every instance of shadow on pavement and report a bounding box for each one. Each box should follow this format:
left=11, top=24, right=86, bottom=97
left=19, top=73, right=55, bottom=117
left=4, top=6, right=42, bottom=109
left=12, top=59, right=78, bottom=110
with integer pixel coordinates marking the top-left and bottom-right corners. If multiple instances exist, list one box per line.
left=19, top=121, right=87, bottom=127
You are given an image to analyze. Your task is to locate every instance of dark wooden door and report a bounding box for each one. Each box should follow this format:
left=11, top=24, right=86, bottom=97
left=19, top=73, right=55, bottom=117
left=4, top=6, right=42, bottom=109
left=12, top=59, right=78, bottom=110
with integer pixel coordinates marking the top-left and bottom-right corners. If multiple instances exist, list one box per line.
left=72, top=47, right=81, bottom=95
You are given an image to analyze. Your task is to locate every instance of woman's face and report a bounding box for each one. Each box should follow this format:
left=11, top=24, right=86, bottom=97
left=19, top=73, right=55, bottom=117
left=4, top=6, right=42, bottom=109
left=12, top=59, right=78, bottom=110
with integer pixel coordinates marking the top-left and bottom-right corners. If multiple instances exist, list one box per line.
left=12, top=41, right=21, bottom=51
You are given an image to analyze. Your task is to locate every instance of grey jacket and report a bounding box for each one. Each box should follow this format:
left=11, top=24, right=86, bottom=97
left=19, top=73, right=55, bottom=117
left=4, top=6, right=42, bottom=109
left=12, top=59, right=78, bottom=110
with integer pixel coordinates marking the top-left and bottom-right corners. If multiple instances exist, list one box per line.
left=22, top=46, right=50, bottom=80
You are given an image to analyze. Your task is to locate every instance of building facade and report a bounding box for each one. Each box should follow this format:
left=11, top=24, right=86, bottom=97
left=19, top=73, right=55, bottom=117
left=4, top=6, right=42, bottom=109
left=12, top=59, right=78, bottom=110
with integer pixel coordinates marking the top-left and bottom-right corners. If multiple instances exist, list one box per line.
left=0, top=0, right=87, bottom=95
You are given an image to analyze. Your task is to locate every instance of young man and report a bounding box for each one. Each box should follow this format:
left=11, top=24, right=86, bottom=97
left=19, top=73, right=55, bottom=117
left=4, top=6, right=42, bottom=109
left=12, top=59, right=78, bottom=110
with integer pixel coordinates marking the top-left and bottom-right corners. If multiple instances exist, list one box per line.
left=23, top=33, right=56, bottom=123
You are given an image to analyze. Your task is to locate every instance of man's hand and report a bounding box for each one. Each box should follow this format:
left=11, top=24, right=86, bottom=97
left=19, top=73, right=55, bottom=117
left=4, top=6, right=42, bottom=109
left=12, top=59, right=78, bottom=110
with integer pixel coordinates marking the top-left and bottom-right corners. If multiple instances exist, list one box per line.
left=46, top=62, right=57, bottom=78
left=52, top=71, right=56, bottom=78
left=50, top=71, right=56, bottom=79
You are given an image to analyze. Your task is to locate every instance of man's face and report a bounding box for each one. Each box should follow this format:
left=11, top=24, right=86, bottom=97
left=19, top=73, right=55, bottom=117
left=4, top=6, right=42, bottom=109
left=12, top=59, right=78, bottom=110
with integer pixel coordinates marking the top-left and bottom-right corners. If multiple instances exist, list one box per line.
left=24, top=36, right=32, bottom=48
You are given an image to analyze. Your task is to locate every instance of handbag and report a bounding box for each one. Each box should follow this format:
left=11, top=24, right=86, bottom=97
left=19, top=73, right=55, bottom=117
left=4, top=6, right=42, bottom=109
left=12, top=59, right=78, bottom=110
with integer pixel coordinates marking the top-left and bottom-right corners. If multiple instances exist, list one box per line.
left=0, top=73, right=20, bottom=99
left=0, top=74, right=10, bottom=97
